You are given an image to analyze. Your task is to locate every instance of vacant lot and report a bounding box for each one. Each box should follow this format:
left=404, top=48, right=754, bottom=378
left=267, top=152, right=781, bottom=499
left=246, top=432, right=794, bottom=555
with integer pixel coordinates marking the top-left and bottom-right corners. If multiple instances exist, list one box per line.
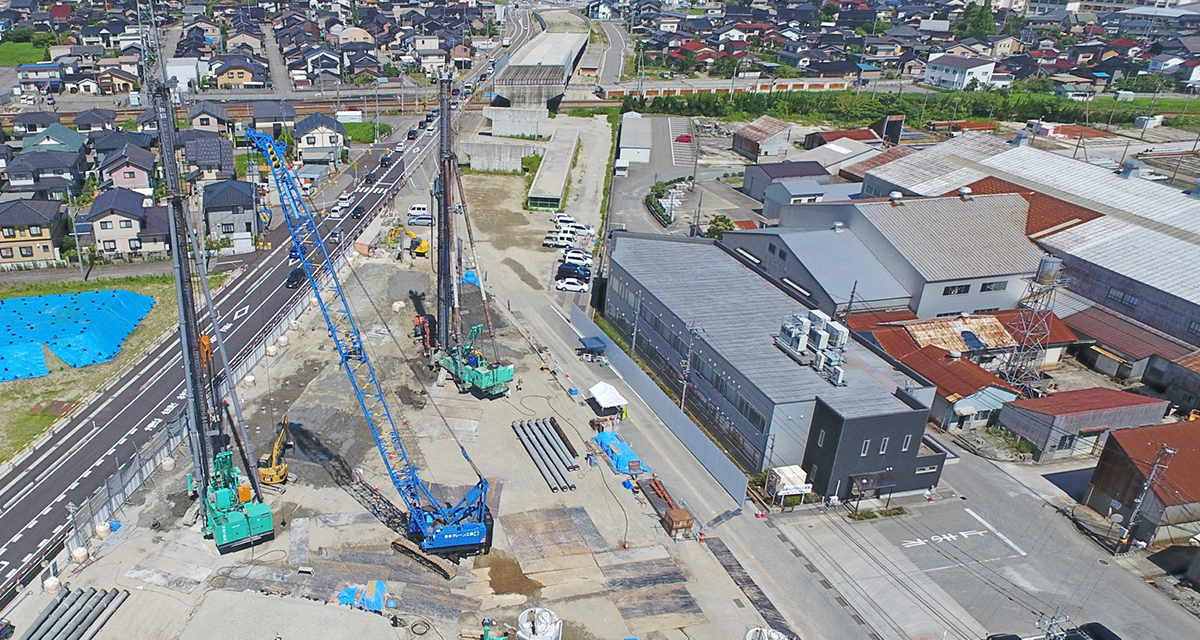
left=0, top=273, right=223, bottom=460
left=541, top=9, right=589, bottom=32
left=0, top=42, right=46, bottom=66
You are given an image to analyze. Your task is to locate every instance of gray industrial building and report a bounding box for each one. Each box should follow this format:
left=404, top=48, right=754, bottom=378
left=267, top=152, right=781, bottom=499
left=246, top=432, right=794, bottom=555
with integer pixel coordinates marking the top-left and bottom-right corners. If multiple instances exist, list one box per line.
left=618, top=113, right=652, bottom=164
left=861, top=131, right=1200, bottom=352
left=603, top=232, right=948, bottom=499
left=722, top=193, right=1044, bottom=319
left=741, top=161, right=829, bottom=202
left=999, top=387, right=1170, bottom=462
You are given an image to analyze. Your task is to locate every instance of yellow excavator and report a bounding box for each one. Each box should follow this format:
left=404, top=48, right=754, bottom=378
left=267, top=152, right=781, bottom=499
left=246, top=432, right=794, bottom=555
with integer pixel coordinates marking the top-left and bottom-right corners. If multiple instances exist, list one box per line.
left=257, top=418, right=293, bottom=485
left=404, top=230, right=429, bottom=257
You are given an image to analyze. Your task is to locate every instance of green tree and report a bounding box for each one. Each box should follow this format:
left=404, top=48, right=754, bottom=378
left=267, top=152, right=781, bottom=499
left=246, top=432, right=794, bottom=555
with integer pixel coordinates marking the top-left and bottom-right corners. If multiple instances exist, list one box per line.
left=120, top=118, right=137, bottom=131
left=705, top=215, right=736, bottom=240
left=1002, top=15, right=1027, bottom=37
left=820, top=2, right=839, bottom=20
left=710, top=56, right=740, bottom=79
left=5, top=27, right=34, bottom=43
left=383, top=63, right=400, bottom=77
left=1056, top=34, right=1079, bottom=48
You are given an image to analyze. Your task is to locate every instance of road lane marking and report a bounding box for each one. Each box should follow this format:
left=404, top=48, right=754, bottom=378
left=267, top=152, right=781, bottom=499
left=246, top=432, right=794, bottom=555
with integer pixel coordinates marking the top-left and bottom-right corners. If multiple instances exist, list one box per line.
left=925, top=554, right=1022, bottom=573
left=965, top=508, right=1026, bottom=556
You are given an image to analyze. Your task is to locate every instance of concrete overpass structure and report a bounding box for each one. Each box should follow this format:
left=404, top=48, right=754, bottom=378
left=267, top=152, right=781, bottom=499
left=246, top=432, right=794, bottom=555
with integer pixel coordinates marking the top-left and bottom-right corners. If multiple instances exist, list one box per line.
left=494, top=32, right=589, bottom=108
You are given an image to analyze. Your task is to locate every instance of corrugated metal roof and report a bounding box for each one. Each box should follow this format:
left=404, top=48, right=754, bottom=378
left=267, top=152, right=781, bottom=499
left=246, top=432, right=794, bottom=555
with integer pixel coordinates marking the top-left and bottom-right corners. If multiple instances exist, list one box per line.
left=610, top=234, right=920, bottom=417
left=1109, top=422, right=1200, bottom=508
left=1007, top=387, right=1167, bottom=417
left=899, top=345, right=1018, bottom=400
left=1174, top=351, right=1200, bottom=374
left=764, top=228, right=910, bottom=305
left=856, top=193, right=1043, bottom=281
left=840, top=145, right=919, bottom=181
left=889, top=315, right=1018, bottom=352
left=1063, top=305, right=1194, bottom=361
left=619, top=117, right=653, bottom=151
left=941, top=176, right=1103, bottom=237
left=864, top=132, right=1011, bottom=195
left=736, top=115, right=791, bottom=143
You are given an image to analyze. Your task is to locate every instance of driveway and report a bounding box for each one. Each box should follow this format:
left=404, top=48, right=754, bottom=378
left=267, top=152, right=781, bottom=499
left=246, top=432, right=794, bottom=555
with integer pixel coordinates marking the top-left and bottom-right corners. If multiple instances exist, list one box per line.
left=599, top=22, right=629, bottom=85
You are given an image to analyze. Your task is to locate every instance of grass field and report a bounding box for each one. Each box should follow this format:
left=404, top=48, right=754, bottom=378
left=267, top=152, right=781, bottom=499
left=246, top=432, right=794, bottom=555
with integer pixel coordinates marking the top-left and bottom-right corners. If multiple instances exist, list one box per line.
left=0, top=42, right=46, bottom=66
left=0, top=272, right=225, bottom=461
left=343, top=121, right=396, bottom=144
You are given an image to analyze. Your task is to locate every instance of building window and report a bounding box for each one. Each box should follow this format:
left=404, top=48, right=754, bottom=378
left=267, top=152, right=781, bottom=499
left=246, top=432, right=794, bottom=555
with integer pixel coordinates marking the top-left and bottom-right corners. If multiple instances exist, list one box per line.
left=916, top=465, right=938, bottom=474
left=902, top=434, right=912, bottom=452
left=817, top=430, right=825, bottom=447
left=1107, top=287, right=1138, bottom=307
left=936, top=312, right=961, bottom=317
left=879, top=437, right=889, bottom=455
left=779, top=251, right=787, bottom=262
left=123, top=171, right=135, bottom=179
left=0, top=248, right=10, bottom=258
left=329, top=135, right=338, bottom=145
left=980, top=281, right=1007, bottom=292
left=973, top=308, right=1000, bottom=313
left=860, top=439, right=870, bottom=457
left=119, top=219, right=132, bottom=228
left=768, top=243, right=776, bottom=255
left=128, top=238, right=141, bottom=250
left=100, top=221, right=113, bottom=229
left=306, top=136, right=316, bottom=145
left=2, top=227, right=13, bottom=238
left=1189, top=321, right=1200, bottom=336
left=19, top=246, right=32, bottom=257
left=1057, top=434, right=1075, bottom=450
left=102, top=240, right=116, bottom=251
left=221, top=223, right=235, bottom=234
left=200, top=117, right=210, bottom=126
left=943, top=284, right=970, bottom=296
left=28, top=225, right=41, bottom=236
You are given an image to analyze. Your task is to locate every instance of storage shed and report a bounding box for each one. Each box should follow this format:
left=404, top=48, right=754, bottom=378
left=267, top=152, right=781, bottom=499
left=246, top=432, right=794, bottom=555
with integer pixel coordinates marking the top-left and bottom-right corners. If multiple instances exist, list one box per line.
left=1000, top=387, right=1169, bottom=462
left=618, top=113, right=652, bottom=164
left=733, top=115, right=792, bottom=160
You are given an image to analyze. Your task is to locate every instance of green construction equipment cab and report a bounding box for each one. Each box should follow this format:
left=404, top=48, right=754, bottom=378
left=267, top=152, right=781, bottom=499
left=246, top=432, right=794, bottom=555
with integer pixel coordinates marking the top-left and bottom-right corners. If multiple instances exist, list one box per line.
left=206, top=452, right=274, bottom=548
left=442, top=325, right=515, bottom=396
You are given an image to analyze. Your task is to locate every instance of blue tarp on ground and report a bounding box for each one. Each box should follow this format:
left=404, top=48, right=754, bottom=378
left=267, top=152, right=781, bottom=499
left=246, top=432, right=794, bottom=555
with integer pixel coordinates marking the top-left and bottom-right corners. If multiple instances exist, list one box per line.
left=0, top=290, right=155, bottom=382
left=336, top=580, right=387, bottom=611
left=592, top=431, right=651, bottom=475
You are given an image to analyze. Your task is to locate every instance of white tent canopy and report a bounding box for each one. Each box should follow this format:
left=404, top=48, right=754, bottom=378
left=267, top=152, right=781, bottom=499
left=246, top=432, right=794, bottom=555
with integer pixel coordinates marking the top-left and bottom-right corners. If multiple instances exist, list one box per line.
left=589, top=381, right=628, bottom=409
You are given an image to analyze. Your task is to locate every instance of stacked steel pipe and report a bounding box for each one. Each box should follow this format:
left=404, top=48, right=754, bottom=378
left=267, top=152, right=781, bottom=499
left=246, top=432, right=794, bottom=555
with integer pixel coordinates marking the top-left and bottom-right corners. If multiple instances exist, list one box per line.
left=512, top=419, right=579, bottom=492
left=18, top=587, right=129, bottom=640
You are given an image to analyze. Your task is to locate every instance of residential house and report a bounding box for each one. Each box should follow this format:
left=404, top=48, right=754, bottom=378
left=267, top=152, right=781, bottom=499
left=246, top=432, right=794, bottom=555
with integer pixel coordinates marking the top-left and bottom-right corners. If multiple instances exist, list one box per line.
left=72, top=108, right=117, bottom=137
left=97, top=68, right=139, bottom=94
left=5, top=150, right=85, bottom=200
left=183, top=136, right=236, bottom=189
left=84, top=187, right=168, bottom=257
left=94, top=131, right=154, bottom=156
left=901, top=346, right=1020, bottom=429
left=252, top=102, right=297, bottom=138
left=202, top=179, right=259, bottom=239
left=12, top=112, right=61, bottom=139
left=99, top=143, right=156, bottom=195
left=0, top=199, right=65, bottom=266
left=212, top=58, right=267, bottom=89
left=925, top=54, right=997, bottom=90
left=295, top=113, right=347, bottom=164
left=190, top=101, right=231, bottom=135
left=134, top=108, right=159, bottom=135
left=226, top=29, right=265, bottom=56
left=16, top=62, right=64, bottom=94
left=20, top=124, right=87, bottom=156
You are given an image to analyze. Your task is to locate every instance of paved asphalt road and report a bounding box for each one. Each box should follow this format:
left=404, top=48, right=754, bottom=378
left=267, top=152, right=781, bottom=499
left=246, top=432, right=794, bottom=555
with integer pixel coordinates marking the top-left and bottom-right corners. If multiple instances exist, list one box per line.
left=599, top=21, right=630, bottom=85
left=0, top=21, right=525, bottom=593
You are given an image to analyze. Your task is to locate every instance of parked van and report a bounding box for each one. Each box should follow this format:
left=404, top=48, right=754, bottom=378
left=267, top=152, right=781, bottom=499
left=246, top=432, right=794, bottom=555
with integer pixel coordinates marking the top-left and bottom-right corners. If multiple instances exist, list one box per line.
left=543, top=231, right=574, bottom=248
left=328, top=226, right=344, bottom=244
left=407, top=204, right=429, bottom=217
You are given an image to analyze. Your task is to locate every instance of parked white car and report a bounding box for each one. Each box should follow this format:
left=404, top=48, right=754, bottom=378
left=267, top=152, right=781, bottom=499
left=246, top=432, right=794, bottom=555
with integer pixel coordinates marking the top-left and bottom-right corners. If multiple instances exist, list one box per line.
left=555, top=278, right=589, bottom=293
left=560, top=223, right=595, bottom=236
left=561, top=253, right=594, bottom=267
left=551, top=213, right=575, bottom=225
left=407, top=204, right=429, bottom=217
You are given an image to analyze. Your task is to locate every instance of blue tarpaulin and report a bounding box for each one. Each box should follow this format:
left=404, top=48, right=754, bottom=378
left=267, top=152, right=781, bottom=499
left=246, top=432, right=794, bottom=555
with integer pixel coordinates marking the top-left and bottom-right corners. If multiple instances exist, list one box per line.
left=592, top=431, right=651, bottom=475
left=579, top=336, right=606, bottom=352
left=0, top=290, right=155, bottom=382
left=336, top=580, right=387, bottom=611
left=459, top=269, right=481, bottom=287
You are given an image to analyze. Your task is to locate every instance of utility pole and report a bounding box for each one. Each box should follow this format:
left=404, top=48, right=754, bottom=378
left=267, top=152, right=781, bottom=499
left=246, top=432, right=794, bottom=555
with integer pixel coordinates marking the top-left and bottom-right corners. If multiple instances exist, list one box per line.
left=629, top=293, right=642, bottom=358
left=1036, top=607, right=1072, bottom=640
left=679, top=323, right=700, bottom=411
left=1117, top=444, right=1177, bottom=553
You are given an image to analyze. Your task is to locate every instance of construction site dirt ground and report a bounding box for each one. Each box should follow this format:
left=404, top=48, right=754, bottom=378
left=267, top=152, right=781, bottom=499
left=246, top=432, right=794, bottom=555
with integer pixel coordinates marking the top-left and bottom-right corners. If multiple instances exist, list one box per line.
left=5, top=258, right=767, bottom=640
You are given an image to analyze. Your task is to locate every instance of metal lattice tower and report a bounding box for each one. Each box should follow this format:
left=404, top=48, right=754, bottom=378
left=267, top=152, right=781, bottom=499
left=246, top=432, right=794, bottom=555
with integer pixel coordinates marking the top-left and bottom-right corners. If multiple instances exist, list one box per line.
left=137, top=1, right=165, bottom=87
left=1000, top=255, right=1064, bottom=396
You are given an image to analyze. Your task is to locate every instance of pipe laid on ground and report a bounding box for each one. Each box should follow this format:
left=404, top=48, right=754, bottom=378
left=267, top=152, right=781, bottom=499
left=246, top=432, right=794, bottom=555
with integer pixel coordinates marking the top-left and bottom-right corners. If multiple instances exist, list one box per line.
left=27, top=589, right=84, bottom=640
left=513, top=421, right=557, bottom=492
left=38, top=587, right=94, bottom=640
left=537, top=418, right=578, bottom=470
left=65, top=588, right=118, bottom=640
left=78, top=590, right=128, bottom=640
left=548, top=417, right=579, bottom=458
left=57, top=589, right=106, bottom=640
left=522, top=421, right=570, bottom=491
left=528, top=420, right=575, bottom=491
left=16, top=587, right=68, bottom=640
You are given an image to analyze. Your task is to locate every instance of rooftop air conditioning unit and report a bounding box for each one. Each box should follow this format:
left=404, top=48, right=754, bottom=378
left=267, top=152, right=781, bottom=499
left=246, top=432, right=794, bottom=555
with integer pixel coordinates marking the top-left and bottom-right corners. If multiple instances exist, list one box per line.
left=810, top=329, right=829, bottom=352
left=813, top=350, right=828, bottom=372
left=831, top=365, right=845, bottom=386
left=809, top=309, right=830, bottom=333
left=827, top=321, right=849, bottom=349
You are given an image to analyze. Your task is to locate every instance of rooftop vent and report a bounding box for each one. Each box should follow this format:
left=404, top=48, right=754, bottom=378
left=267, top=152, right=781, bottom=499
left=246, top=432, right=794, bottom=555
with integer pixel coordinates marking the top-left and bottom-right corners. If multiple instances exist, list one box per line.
left=958, top=186, right=973, bottom=200
left=832, top=221, right=846, bottom=233
left=889, top=191, right=904, bottom=206
left=947, top=350, right=962, bottom=359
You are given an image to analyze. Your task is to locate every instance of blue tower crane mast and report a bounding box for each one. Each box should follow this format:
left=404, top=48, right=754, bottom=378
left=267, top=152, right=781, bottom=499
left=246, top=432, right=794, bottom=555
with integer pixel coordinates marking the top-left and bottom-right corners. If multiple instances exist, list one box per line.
left=243, top=128, right=493, bottom=566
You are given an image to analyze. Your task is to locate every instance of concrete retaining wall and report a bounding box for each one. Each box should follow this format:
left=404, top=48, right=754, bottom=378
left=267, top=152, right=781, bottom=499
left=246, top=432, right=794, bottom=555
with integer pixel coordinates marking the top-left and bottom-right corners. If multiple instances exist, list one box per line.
left=484, top=106, right=548, bottom=137
left=460, top=141, right=543, bottom=173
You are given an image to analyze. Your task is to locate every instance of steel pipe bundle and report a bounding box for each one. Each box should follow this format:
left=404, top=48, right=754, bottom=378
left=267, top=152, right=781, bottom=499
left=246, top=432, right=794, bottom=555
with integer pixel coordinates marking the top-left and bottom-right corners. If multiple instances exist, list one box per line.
left=513, top=420, right=575, bottom=491
left=535, top=419, right=578, bottom=471
left=18, top=588, right=128, bottom=640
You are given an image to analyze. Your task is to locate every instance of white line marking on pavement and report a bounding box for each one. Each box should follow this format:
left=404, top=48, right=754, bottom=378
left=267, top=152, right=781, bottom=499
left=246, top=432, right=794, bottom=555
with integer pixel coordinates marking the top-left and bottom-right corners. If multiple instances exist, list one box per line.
left=965, top=508, right=1026, bottom=556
